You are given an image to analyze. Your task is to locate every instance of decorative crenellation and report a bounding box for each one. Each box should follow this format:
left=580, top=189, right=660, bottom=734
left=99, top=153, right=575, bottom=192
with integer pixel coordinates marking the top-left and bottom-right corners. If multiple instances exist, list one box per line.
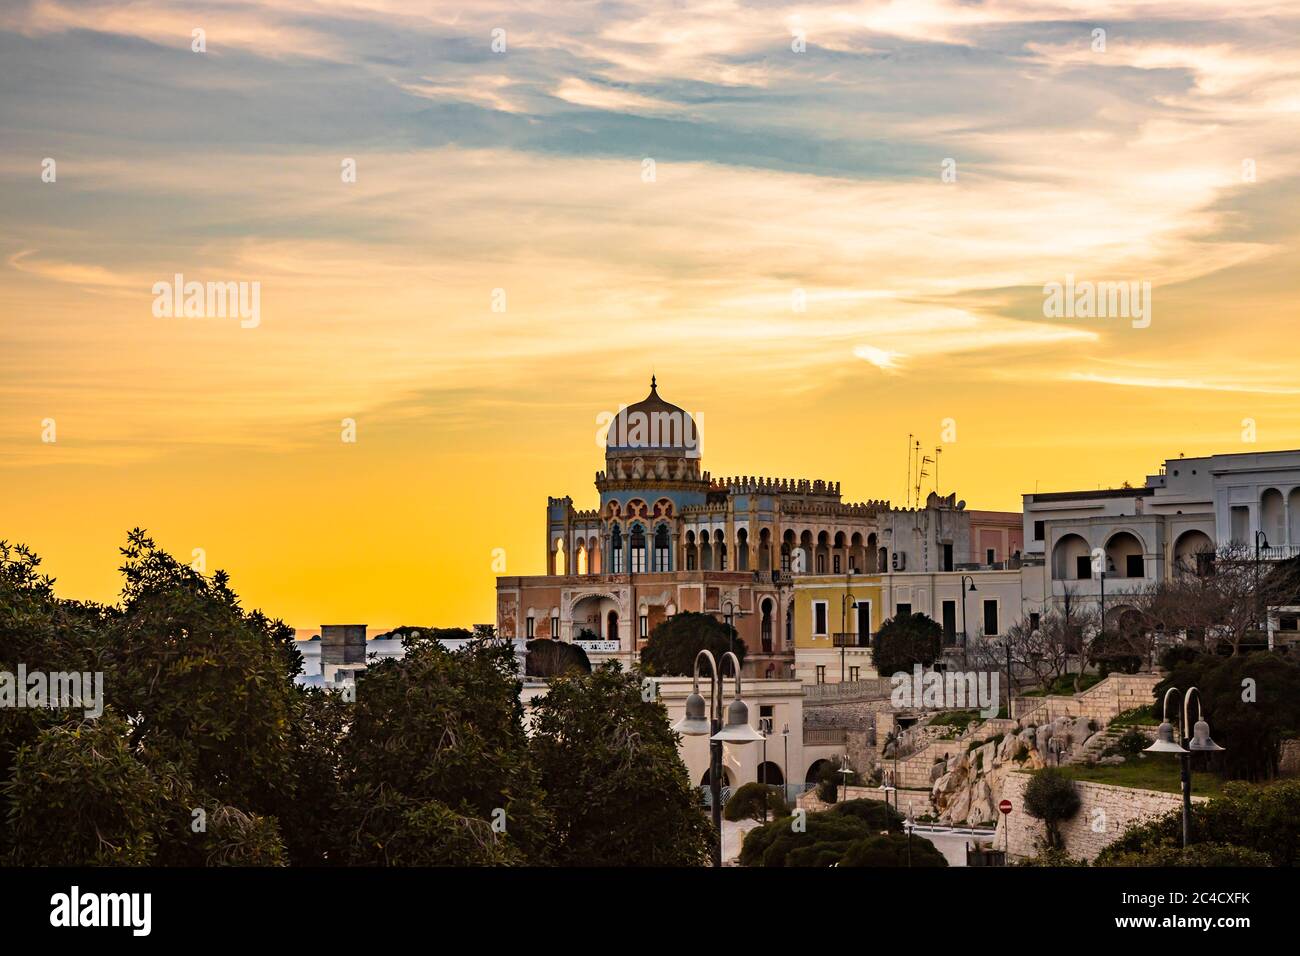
left=711, top=476, right=843, bottom=497
left=781, top=499, right=890, bottom=517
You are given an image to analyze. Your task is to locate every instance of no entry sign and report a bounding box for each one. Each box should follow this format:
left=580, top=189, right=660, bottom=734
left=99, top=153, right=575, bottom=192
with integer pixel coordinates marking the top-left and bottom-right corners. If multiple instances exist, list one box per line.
left=998, top=799, right=1013, bottom=815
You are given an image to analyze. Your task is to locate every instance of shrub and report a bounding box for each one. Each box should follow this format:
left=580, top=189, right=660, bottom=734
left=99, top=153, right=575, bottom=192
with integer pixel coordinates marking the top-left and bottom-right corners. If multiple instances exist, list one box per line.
left=828, top=798, right=903, bottom=832
left=739, top=806, right=922, bottom=867
left=724, top=782, right=790, bottom=822
left=1016, top=848, right=1088, bottom=867
left=816, top=758, right=855, bottom=803
left=1023, top=768, right=1081, bottom=850
left=840, top=832, right=947, bottom=867
left=1098, top=778, right=1300, bottom=866
left=1101, top=843, right=1271, bottom=867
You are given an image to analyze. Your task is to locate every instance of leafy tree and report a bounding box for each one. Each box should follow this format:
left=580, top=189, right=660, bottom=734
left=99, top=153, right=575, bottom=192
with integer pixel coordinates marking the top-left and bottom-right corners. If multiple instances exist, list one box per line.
left=529, top=663, right=712, bottom=865
left=872, top=612, right=943, bottom=676
left=4, top=712, right=163, bottom=865
left=740, top=801, right=916, bottom=867
left=526, top=639, right=591, bottom=678
left=1155, top=651, right=1300, bottom=780
left=840, top=832, right=947, bottom=867
left=337, top=634, right=550, bottom=865
left=105, top=530, right=299, bottom=813
left=276, top=686, right=350, bottom=865
left=725, top=782, right=789, bottom=822
left=640, top=611, right=744, bottom=676
left=828, top=797, right=903, bottom=832
left=1023, top=768, right=1081, bottom=850
left=815, top=757, right=858, bottom=803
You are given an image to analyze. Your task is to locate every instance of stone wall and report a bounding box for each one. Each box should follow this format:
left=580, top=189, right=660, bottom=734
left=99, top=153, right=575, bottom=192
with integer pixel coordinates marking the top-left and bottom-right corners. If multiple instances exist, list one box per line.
left=993, top=771, right=1205, bottom=862
left=1013, top=673, right=1162, bottom=727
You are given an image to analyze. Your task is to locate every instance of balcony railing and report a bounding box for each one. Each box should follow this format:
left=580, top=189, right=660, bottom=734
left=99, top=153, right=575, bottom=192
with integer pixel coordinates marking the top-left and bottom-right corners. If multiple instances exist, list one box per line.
left=832, top=632, right=870, bottom=648
left=803, top=727, right=848, bottom=746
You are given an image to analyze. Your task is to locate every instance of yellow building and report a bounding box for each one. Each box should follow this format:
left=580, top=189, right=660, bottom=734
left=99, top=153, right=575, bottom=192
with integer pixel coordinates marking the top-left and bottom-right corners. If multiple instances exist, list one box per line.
left=791, top=573, right=883, bottom=684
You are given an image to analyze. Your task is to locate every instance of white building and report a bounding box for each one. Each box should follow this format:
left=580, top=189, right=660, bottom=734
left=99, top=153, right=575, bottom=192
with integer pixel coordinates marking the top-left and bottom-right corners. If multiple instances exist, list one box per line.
left=1023, top=449, right=1300, bottom=612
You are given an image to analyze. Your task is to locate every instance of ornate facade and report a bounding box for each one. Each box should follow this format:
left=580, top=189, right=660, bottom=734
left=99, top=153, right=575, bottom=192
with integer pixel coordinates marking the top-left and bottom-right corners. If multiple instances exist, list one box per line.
left=495, top=379, right=1020, bottom=677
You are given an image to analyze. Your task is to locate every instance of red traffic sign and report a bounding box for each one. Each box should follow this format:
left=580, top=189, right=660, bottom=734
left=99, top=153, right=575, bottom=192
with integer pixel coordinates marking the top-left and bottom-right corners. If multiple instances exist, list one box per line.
left=998, top=799, right=1013, bottom=815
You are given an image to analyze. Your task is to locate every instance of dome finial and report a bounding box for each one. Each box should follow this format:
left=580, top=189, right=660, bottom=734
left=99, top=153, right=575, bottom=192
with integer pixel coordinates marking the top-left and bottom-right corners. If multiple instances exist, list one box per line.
left=650, top=373, right=657, bottom=391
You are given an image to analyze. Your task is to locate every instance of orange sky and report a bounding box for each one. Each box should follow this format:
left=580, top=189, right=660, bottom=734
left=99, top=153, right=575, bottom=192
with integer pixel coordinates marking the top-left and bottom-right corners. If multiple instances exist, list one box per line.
left=2, top=1, right=1298, bottom=630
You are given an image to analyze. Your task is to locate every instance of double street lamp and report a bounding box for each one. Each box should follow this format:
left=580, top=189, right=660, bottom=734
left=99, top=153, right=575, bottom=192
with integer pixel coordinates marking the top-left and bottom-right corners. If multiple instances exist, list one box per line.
left=672, top=649, right=765, bottom=867
left=1144, top=685, right=1224, bottom=848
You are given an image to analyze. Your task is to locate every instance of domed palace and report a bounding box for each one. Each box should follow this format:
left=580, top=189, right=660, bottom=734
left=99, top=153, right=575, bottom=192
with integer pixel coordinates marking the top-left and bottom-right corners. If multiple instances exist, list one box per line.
left=495, top=378, right=1022, bottom=678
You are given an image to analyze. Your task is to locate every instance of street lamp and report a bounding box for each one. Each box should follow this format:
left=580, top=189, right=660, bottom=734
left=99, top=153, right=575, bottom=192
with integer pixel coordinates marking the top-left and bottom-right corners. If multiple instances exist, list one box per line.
left=841, top=568, right=856, bottom=681
left=960, top=575, right=977, bottom=663
left=1144, top=685, right=1224, bottom=848
left=1255, top=531, right=1270, bottom=629
left=781, top=723, right=790, bottom=805
left=672, top=648, right=764, bottom=867
left=904, top=804, right=916, bottom=867
left=837, top=753, right=854, bottom=802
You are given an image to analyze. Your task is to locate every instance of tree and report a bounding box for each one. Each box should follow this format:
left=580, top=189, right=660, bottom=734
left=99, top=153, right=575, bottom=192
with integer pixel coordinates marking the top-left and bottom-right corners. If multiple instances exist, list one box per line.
left=106, top=530, right=300, bottom=814
left=739, top=800, right=915, bottom=867
left=526, top=639, right=591, bottom=678
left=640, top=611, right=744, bottom=676
left=1132, top=545, right=1300, bottom=656
left=725, top=782, right=789, bottom=822
left=336, top=633, right=550, bottom=865
left=1023, top=768, right=1081, bottom=851
left=529, top=663, right=712, bottom=865
left=872, top=612, right=942, bottom=677
left=968, top=597, right=1099, bottom=693
left=4, top=713, right=163, bottom=865
left=840, top=832, right=947, bottom=867
left=1154, top=650, right=1300, bottom=781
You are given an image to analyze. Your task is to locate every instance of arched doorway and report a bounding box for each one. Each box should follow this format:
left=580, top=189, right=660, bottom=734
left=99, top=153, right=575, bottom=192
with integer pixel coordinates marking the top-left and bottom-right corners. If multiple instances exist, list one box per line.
left=757, top=761, right=784, bottom=786
left=805, top=759, right=832, bottom=784
left=606, top=610, right=619, bottom=641
left=700, top=766, right=734, bottom=787
left=761, top=598, right=774, bottom=653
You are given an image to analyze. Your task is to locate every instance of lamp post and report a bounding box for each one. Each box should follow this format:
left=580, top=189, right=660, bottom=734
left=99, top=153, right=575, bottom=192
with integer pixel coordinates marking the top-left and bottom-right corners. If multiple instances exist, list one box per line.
left=782, top=722, right=790, bottom=805
left=841, top=568, right=856, bottom=681
left=837, top=753, right=854, bottom=803
left=905, top=804, right=915, bottom=867
left=1144, top=685, right=1224, bottom=847
left=672, top=649, right=765, bottom=867
left=998, top=640, right=1013, bottom=720
left=1099, top=567, right=1106, bottom=645
left=960, top=575, right=977, bottom=665
left=1255, top=531, right=1269, bottom=629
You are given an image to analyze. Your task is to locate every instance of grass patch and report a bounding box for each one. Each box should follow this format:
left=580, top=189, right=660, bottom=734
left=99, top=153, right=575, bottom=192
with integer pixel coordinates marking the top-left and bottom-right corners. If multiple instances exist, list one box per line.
left=1021, top=673, right=1105, bottom=697
left=1059, top=755, right=1225, bottom=798
left=1109, top=705, right=1159, bottom=727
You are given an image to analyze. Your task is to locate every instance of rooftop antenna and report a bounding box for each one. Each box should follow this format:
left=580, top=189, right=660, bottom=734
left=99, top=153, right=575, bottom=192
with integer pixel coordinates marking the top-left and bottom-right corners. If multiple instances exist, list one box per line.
left=906, top=433, right=913, bottom=509
left=916, top=453, right=933, bottom=509
left=934, top=446, right=942, bottom=497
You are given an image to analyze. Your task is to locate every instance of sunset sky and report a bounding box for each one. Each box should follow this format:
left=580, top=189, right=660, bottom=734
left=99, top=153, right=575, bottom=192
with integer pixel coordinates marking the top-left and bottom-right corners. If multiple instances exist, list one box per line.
left=2, top=0, right=1298, bottom=632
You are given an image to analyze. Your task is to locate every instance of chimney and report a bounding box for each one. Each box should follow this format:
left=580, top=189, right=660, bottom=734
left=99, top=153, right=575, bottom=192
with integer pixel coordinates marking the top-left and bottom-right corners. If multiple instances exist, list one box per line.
left=320, top=624, right=368, bottom=665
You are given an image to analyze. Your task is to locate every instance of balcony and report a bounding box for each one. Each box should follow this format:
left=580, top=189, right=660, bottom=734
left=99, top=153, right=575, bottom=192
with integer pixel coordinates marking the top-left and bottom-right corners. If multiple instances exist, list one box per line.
left=803, top=727, right=847, bottom=746
left=832, top=632, right=870, bottom=648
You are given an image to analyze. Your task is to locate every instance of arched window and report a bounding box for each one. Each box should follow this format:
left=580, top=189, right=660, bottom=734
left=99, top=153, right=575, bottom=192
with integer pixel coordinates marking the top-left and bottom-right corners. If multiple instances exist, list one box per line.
left=630, top=523, right=647, bottom=573
left=654, top=523, right=671, bottom=572
left=610, top=524, right=624, bottom=573
left=715, top=530, right=727, bottom=571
